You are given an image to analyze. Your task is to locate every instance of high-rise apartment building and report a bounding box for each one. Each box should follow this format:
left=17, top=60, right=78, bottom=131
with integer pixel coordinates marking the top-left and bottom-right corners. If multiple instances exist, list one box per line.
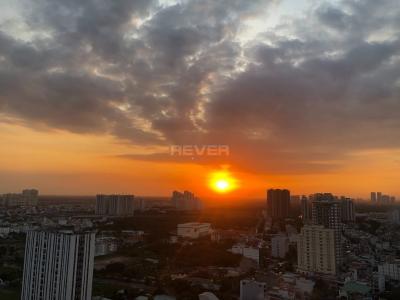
left=0, top=189, right=39, bottom=207
left=340, top=197, right=355, bottom=222
left=301, top=195, right=312, bottom=224
left=377, top=192, right=382, bottom=204
left=311, top=193, right=342, bottom=264
left=381, top=194, right=391, bottom=204
left=95, top=194, right=134, bottom=216
left=290, top=195, right=301, bottom=206
left=271, top=234, right=289, bottom=258
left=1, top=193, right=24, bottom=206
left=22, top=189, right=39, bottom=206
left=171, top=190, right=202, bottom=210
left=297, top=225, right=336, bottom=275
left=267, top=189, right=290, bottom=220
left=21, top=230, right=95, bottom=300
left=133, top=197, right=146, bottom=211
left=371, top=192, right=395, bottom=205
left=371, top=192, right=377, bottom=204
left=378, top=262, right=400, bottom=281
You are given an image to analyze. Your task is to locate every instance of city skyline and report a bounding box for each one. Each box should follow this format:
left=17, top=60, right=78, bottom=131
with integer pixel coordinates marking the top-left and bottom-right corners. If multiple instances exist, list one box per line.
left=0, top=185, right=397, bottom=201
left=1, top=1, right=400, bottom=299
left=1, top=186, right=399, bottom=299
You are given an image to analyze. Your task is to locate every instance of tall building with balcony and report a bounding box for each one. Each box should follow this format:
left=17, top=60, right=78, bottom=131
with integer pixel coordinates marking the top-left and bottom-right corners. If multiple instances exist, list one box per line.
left=297, top=225, right=336, bottom=275
left=21, top=230, right=95, bottom=300
left=267, top=189, right=290, bottom=220
left=95, top=194, right=134, bottom=216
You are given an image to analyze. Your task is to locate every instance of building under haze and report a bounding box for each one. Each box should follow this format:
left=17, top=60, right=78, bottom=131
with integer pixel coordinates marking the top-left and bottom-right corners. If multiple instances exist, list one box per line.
left=271, top=234, right=289, bottom=258
left=297, top=225, right=337, bottom=275
left=133, top=197, right=146, bottom=211
left=370, top=191, right=395, bottom=205
left=171, top=190, right=203, bottom=210
left=95, top=194, right=134, bottom=216
left=301, top=196, right=312, bottom=224
left=377, top=192, right=382, bottom=203
left=340, top=197, right=355, bottom=222
left=382, top=194, right=390, bottom=204
left=21, top=230, right=95, bottom=300
left=311, top=193, right=342, bottom=264
left=22, top=189, right=39, bottom=206
left=267, top=189, right=290, bottom=220
left=0, top=188, right=39, bottom=207
left=371, top=192, right=377, bottom=204
left=290, top=195, right=301, bottom=206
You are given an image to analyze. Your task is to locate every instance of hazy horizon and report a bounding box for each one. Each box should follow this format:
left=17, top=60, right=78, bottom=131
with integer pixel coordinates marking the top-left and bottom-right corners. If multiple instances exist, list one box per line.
left=1, top=0, right=399, bottom=198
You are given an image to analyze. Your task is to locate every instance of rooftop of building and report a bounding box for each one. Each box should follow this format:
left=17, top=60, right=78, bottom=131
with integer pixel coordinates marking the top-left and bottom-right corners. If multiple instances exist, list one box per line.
left=341, top=281, right=371, bottom=295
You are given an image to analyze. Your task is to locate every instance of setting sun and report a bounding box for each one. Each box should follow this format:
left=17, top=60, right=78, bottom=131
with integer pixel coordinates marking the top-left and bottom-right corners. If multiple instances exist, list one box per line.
left=209, top=169, right=238, bottom=193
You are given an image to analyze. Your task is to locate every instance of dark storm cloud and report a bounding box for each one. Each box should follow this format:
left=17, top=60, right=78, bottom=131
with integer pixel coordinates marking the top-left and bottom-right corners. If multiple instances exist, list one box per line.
left=204, top=1, right=400, bottom=173
left=0, top=0, right=399, bottom=173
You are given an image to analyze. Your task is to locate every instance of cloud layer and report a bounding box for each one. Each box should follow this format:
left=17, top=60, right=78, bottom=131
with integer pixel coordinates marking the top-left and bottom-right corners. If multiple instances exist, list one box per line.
left=0, top=0, right=399, bottom=174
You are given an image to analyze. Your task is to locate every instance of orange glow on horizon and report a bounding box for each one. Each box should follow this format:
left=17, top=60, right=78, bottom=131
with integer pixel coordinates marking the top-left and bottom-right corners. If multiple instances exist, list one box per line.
left=0, top=123, right=400, bottom=198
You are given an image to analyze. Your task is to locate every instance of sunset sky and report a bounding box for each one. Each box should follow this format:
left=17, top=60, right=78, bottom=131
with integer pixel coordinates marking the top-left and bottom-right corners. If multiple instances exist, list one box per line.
left=0, top=0, right=399, bottom=198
